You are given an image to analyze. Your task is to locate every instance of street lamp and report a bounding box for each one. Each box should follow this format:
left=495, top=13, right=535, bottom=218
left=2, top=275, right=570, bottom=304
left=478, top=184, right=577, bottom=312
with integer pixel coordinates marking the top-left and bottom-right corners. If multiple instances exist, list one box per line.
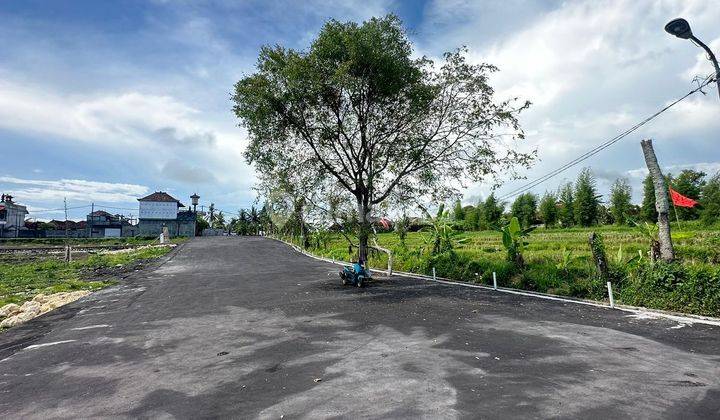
left=665, top=18, right=720, bottom=99
left=191, top=193, right=200, bottom=213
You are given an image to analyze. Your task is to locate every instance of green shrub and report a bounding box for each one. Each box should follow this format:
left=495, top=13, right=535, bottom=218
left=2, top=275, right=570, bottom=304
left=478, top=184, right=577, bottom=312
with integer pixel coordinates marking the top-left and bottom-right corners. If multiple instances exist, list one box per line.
left=619, top=262, right=720, bottom=316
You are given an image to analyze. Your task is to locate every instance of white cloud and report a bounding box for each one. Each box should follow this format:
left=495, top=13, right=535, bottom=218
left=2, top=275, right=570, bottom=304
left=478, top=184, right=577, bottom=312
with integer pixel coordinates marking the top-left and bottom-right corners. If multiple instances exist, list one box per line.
left=0, top=176, right=148, bottom=204
left=0, top=79, right=250, bottom=188
left=0, top=83, right=214, bottom=149
left=419, top=0, right=720, bottom=201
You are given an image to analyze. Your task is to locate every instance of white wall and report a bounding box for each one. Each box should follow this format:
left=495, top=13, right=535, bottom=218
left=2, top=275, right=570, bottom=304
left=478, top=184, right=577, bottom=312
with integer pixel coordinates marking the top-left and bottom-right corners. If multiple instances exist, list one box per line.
left=139, top=201, right=178, bottom=220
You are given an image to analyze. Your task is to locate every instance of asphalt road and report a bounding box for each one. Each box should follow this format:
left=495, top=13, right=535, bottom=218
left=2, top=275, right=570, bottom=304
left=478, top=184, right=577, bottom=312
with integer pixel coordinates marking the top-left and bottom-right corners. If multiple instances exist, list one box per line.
left=1, top=236, right=719, bottom=419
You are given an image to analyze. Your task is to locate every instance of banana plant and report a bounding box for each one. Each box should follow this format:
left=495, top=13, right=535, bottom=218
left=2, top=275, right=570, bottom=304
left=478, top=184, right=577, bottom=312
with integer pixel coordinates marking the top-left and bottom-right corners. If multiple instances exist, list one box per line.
left=630, top=219, right=661, bottom=262
left=556, top=247, right=587, bottom=274
left=497, top=217, right=534, bottom=268
left=613, top=245, right=641, bottom=266
left=419, top=203, right=466, bottom=255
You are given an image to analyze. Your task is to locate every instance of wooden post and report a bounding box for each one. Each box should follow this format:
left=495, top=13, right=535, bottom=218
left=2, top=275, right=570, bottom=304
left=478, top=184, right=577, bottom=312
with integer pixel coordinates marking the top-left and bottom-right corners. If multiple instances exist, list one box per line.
left=640, top=139, right=675, bottom=261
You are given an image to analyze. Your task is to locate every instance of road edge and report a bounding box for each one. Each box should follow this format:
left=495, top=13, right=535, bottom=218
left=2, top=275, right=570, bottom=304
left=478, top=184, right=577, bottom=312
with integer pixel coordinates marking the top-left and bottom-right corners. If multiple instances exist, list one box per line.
left=268, top=236, right=720, bottom=327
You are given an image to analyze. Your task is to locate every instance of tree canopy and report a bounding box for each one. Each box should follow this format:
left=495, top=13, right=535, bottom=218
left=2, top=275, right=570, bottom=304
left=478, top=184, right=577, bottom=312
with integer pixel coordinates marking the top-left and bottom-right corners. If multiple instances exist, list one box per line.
left=609, top=178, right=632, bottom=225
left=233, top=14, right=534, bottom=259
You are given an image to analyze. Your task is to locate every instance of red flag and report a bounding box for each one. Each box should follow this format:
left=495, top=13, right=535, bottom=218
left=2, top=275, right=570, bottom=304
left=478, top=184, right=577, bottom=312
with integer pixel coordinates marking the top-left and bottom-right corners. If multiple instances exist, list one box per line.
left=669, top=188, right=698, bottom=208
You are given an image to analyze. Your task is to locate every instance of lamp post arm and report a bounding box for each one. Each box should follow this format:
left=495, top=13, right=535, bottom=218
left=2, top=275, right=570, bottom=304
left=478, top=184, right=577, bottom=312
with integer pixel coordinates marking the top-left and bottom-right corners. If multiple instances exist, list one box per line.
left=691, top=35, right=720, bottom=100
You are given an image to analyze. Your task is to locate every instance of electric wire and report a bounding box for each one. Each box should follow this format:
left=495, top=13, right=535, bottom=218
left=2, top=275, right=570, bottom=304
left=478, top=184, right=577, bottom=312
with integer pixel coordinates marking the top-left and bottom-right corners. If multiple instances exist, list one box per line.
left=496, top=74, right=717, bottom=201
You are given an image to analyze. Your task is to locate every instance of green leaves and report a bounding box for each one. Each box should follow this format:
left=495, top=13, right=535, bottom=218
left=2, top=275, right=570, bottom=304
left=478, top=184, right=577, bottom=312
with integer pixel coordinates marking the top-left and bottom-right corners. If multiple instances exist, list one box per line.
left=233, top=14, right=534, bottom=258
left=497, top=216, right=532, bottom=267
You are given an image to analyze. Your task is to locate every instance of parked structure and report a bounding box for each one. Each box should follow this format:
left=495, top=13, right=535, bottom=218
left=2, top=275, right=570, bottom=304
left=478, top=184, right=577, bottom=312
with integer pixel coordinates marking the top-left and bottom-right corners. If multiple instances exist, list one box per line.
left=0, top=194, right=29, bottom=238
left=137, top=192, right=196, bottom=237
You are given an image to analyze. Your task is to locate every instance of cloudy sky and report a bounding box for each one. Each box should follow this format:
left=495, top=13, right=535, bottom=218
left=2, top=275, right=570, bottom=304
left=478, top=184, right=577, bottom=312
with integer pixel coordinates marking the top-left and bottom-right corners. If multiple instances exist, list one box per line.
left=1, top=0, right=718, bottom=220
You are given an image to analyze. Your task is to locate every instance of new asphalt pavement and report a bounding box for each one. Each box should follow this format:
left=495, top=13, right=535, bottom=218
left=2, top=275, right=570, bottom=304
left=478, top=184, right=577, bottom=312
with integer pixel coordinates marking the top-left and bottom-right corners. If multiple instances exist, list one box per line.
left=1, top=236, right=719, bottom=418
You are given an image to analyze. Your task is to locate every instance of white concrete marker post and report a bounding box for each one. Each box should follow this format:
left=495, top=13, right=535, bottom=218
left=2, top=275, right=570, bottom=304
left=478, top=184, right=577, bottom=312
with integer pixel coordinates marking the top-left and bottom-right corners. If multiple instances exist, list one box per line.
left=432, top=267, right=436, bottom=281
left=607, top=281, right=615, bottom=308
left=493, top=272, right=497, bottom=290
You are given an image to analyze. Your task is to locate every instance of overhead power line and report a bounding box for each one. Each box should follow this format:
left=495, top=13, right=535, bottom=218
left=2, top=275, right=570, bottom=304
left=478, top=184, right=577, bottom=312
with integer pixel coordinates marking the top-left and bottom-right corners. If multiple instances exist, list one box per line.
left=497, top=74, right=717, bottom=202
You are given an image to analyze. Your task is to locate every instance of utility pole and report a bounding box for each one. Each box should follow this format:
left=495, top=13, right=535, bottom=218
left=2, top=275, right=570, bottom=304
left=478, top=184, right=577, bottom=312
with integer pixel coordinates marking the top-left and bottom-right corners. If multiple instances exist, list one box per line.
left=640, top=139, right=675, bottom=261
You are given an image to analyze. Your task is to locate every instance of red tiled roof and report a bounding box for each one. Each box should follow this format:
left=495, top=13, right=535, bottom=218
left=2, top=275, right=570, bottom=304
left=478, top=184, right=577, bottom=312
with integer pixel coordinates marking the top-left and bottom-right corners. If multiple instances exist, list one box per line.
left=89, top=210, right=114, bottom=217
left=138, top=191, right=184, bottom=207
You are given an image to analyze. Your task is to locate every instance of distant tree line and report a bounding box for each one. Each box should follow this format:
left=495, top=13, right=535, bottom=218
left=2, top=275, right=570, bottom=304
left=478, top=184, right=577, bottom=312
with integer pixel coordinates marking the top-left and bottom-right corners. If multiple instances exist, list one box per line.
left=451, top=167, right=720, bottom=230
left=227, top=205, right=272, bottom=235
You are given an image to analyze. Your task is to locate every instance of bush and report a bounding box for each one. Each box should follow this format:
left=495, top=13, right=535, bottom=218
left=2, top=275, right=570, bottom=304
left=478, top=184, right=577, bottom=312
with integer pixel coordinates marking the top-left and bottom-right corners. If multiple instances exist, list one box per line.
left=618, top=262, right=720, bottom=316
left=422, top=251, right=516, bottom=285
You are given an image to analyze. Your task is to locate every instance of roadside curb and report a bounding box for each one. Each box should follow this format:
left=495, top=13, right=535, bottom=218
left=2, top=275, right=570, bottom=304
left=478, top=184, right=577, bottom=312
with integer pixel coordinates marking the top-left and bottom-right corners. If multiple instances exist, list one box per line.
left=269, top=236, right=720, bottom=327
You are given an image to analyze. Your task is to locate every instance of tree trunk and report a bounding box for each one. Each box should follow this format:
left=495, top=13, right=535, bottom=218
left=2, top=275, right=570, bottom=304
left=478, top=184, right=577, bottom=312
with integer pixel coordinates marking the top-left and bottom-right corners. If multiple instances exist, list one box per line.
left=356, top=197, right=370, bottom=262
left=640, top=139, right=674, bottom=262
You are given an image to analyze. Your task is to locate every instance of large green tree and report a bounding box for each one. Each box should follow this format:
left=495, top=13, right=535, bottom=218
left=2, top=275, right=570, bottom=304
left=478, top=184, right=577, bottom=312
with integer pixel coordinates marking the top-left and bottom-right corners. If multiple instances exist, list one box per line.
left=640, top=174, right=658, bottom=222
left=452, top=199, right=465, bottom=221
left=573, top=168, right=599, bottom=227
left=700, top=172, right=720, bottom=226
left=481, top=193, right=505, bottom=228
left=510, top=192, right=538, bottom=228
left=557, top=182, right=575, bottom=227
left=538, top=191, right=557, bottom=227
left=233, top=15, right=533, bottom=260
left=609, top=178, right=632, bottom=225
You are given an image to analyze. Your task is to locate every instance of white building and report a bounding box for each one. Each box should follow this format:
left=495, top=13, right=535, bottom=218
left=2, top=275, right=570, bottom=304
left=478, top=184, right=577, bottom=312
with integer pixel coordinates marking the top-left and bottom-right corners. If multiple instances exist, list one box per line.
left=0, top=194, right=29, bottom=238
left=137, top=192, right=196, bottom=237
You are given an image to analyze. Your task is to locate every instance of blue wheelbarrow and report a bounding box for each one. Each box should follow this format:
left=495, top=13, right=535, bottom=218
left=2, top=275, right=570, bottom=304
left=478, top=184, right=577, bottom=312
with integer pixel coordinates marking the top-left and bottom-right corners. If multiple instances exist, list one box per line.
left=340, top=260, right=370, bottom=287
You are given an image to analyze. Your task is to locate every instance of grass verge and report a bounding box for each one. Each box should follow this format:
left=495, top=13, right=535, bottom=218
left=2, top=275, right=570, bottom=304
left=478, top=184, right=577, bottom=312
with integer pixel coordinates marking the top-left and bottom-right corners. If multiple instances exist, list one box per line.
left=0, top=246, right=174, bottom=307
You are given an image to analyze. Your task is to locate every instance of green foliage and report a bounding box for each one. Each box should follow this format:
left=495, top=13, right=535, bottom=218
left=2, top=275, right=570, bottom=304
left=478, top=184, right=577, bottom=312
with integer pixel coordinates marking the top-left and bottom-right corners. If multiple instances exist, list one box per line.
left=452, top=199, right=465, bottom=221
left=310, top=229, right=331, bottom=250
left=556, top=247, right=587, bottom=273
left=464, top=206, right=480, bottom=230
left=538, top=191, right=558, bottom=227
left=640, top=174, right=658, bottom=222
left=0, top=246, right=172, bottom=307
left=609, top=178, right=632, bottom=225
left=394, top=214, right=410, bottom=248
left=497, top=217, right=534, bottom=267
left=557, top=182, right=575, bottom=227
left=234, top=14, right=533, bottom=260
left=619, top=261, right=720, bottom=317
left=510, top=192, right=538, bottom=228
left=196, top=214, right=210, bottom=232
left=573, top=168, right=599, bottom=227
left=701, top=172, right=720, bottom=226
left=613, top=245, right=640, bottom=266
left=631, top=219, right=660, bottom=260
left=425, top=251, right=516, bottom=284
left=481, top=193, right=504, bottom=228
left=421, top=204, right=465, bottom=255
left=297, top=225, right=720, bottom=316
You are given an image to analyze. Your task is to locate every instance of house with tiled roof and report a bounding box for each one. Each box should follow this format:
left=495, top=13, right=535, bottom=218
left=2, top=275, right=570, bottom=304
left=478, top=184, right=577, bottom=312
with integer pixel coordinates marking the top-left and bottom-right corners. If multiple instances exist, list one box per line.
left=137, top=191, right=197, bottom=237
left=86, top=210, right=125, bottom=238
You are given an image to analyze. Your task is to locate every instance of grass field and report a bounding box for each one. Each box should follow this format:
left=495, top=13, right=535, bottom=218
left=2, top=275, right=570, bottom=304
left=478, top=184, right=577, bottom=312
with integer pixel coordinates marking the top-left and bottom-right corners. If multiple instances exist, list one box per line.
left=0, top=246, right=174, bottom=307
left=283, top=222, right=720, bottom=316
left=304, top=223, right=720, bottom=270
left=0, top=236, right=185, bottom=248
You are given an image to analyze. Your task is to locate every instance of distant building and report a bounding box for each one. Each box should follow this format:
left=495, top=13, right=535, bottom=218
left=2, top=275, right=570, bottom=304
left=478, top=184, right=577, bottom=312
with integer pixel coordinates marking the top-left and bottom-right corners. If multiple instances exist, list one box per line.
left=44, top=219, right=88, bottom=238
left=0, top=194, right=29, bottom=238
left=137, top=192, right=196, bottom=237
left=86, top=210, right=125, bottom=238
